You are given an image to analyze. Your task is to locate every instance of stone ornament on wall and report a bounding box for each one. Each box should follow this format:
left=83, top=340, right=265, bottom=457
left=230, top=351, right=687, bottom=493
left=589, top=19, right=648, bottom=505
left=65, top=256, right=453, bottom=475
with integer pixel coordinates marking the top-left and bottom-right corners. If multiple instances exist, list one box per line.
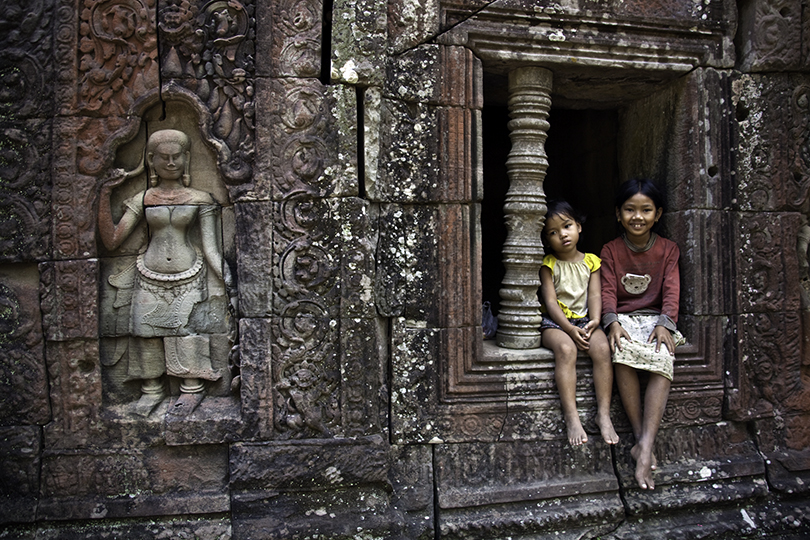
left=158, top=0, right=256, bottom=190
left=98, top=128, right=235, bottom=417
left=77, top=0, right=159, bottom=116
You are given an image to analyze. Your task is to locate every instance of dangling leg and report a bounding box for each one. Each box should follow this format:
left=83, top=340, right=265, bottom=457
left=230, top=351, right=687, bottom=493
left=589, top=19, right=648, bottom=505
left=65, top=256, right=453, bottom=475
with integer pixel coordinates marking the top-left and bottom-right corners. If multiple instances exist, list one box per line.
left=544, top=329, right=587, bottom=446
left=633, top=373, right=670, bottom=490
left=588, top=329, right=619, bottom=444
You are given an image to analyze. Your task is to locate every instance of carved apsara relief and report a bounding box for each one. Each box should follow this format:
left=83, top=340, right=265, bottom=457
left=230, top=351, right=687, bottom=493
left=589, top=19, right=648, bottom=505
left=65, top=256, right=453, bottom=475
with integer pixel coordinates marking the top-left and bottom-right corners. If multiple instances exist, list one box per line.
left=98, top=127, right=236, bottom=418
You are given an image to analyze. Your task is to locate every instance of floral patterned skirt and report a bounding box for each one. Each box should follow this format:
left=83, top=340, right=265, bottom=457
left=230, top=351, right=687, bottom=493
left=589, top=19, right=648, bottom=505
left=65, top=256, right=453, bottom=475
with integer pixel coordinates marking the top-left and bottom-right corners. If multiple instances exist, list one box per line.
left=612, top=314, right=685, bottom=381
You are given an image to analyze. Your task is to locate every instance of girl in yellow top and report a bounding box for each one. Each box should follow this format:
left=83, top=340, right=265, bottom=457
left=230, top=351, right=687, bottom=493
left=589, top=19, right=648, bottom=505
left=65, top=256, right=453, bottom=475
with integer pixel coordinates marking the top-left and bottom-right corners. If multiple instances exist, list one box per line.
left=540, top=200, right=618, bottom=446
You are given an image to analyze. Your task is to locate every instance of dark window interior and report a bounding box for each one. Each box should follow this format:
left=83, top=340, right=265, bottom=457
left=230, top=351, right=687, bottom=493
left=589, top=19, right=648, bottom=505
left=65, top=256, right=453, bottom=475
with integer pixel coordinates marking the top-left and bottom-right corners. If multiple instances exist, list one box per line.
left=481, top=94, right=621, bottom=315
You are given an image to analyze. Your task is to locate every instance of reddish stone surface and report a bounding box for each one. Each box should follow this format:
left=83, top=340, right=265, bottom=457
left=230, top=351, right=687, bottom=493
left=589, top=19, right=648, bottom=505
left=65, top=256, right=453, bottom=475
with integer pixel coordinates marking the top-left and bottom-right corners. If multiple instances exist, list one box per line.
left=0, top=266, right=49, bottom=426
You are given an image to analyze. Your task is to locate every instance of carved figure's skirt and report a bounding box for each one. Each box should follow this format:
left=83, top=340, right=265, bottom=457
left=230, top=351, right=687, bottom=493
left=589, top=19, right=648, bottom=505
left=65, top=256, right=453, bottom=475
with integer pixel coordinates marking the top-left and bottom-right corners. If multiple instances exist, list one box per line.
left=130, top=253, right=207, bottom=338
left=612, top=314, right=685, bottom=381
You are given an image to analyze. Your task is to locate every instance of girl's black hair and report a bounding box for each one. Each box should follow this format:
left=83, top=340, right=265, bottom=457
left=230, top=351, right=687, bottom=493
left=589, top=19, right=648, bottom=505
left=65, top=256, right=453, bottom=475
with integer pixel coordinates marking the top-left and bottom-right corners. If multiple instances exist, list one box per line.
left=614, top=178, right=665, bottom=211
left=544, top=199, right=585, bottom=232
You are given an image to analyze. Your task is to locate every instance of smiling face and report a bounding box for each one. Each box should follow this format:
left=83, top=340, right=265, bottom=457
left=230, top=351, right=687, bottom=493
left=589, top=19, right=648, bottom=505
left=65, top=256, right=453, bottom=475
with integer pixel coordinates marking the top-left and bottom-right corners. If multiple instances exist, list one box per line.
left=149, top=140, right=187, bottom=182
left=543, top=212, right=581, bottom=260
left=616, top=192, right=663, bottom=247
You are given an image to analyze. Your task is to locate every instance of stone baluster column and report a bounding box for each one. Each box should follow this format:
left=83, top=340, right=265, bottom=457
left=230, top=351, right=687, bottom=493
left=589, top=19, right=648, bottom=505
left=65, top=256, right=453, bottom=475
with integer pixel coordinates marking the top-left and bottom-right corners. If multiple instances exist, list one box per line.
left=496, top=66, right=552, bottom=349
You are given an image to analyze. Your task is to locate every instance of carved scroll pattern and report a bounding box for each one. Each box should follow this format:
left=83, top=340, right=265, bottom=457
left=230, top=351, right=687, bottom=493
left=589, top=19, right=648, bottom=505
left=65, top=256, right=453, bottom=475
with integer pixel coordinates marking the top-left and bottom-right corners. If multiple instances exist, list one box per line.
left=0, top=2, right=54, bottom=261
left=270, top=80, right=337, bottom=199
left=158, top=0, right=256, bottom=188
left=40, top=260, right=99, bottom=341
left=274, top=0, right=321, bottom=78
left=788, top=84, right=810, bottom=212
left=271, top=196, right=340, bottom=438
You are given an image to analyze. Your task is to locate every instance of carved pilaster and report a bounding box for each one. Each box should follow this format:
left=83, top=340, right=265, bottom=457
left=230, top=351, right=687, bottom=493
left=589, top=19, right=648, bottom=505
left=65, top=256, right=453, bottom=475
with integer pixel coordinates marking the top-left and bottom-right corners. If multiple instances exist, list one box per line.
left=496, top=67, right=552, bottom=349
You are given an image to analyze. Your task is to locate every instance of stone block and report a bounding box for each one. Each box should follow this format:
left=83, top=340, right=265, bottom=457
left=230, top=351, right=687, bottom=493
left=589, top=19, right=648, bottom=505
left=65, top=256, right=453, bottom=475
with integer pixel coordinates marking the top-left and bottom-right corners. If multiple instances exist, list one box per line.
left=439, top=492, right=621, bottom=540
left=754, top=415, right=810, bottom=494
left=668, top=68, right=735, bottom=211
left=436, top=440, right=619, bottom=507
left=44, top=339, right=101, bottom=448
left=0, top=265, right=49, bottom=426
left=164, top=395, right=244, bottom=446
left=255, top=0, right=321, bottom=79
left=375, top=203, right=476, bottom=326
left=39, top=445, right=229, bottom=520
left=40, top=259, right=99, bottom=341
left=733, top=212, right=802, bottom=314
left=387, top=0, right=439, bottom=54
left=0, top=119, right=53, bottom=262
left=620, top=69, right=734, bottom=212
left=737, top=0, right=803, bottom=72
left=156, top=0, right=256, bottom=84
left=666, top=210, right=732, bottom=316
left=255, top=78, right=357, bottom=200
left=726, top=311, right=804, bottom=421
left=231, top=437, right=403, bottom=538
left=26, top=517, right=233, bottom=539
left=238, top=318, right=274, bottom=439
left=235, top=201, right=274, bottom=317
left=616, top=422, right=767, bottom=515
left=389, top=320, right=441, bottom=443
left=0, top=426, right=41, bottom=525
left=337, top=198, right=377, bottom=318
left=232, top=486, right=402, bottom=539
left=733, top=73, right=810, bottom=213
left=435, top=440, right=622, bottom=539
left=230, top=436, right=389, bottom=491
left=385, top=45, right=441, bottom=104
left=0, top=2, right=55, bottom=120
left=372, top=98, right=439, bottom=202
left=390, top=444, right=434, bottom=539
left=340, top=317, right=385, bottom=436
left=331, top=0, right=386, bottom=87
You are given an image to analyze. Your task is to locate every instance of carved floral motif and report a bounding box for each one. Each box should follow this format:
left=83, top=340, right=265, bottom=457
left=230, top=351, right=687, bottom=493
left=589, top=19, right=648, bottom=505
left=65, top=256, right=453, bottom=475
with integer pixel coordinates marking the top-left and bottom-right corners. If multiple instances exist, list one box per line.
left=158, top=0, right=256, bottom=188
left=77, top=0, right=159, bottom=116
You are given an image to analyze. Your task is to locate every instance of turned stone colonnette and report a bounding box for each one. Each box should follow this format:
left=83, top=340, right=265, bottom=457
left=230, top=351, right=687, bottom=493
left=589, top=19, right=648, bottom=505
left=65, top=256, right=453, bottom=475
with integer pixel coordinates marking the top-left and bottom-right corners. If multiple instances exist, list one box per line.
left=98, top=128, right=234, bottom=417
left=496, top=66, right=553, bottom=349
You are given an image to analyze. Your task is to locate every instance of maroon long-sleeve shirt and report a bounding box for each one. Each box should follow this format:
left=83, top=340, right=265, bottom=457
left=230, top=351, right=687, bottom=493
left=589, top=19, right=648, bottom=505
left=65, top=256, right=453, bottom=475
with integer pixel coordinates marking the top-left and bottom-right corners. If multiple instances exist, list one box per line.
left=600, top=234, right=680, bottom=329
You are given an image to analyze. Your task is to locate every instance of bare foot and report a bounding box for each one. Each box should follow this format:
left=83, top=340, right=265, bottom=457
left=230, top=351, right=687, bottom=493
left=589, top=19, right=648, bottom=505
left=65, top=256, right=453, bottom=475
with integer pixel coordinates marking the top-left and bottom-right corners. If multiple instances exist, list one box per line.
left=631, top=444, right=657, bottom=470
left=630, top=444, right=656, bottom=489
left=596, top=413, right=619, bottom=445
left=635, top=451, right=655, bottom=489
left=565, top=415, right=588, bottom=446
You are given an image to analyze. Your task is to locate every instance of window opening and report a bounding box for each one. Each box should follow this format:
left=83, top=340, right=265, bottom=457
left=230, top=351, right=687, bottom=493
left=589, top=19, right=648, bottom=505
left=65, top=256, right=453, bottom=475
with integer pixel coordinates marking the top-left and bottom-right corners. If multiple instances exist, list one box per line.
left=481, top=77, right=621, bottom=331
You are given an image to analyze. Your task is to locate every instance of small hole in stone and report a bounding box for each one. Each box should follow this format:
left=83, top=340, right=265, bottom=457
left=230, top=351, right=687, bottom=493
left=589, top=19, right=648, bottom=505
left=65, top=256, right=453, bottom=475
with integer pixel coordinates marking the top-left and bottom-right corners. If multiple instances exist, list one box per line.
left=736, top=102, right=749, bottom=122
left=708, top=165, right=718, bottom=177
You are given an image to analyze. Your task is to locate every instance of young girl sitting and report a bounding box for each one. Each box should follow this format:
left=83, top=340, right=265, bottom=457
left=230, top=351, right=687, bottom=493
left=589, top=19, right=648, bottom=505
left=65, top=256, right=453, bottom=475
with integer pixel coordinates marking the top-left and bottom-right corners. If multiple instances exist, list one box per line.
left=540, top=200, right=619, bottom=447
left=600, top=179, right=685, bottom=490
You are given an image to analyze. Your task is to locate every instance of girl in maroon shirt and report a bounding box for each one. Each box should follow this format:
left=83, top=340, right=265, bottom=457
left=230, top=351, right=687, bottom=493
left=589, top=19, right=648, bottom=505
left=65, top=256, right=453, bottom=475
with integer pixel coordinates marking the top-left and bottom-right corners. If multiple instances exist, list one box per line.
left=601, top=179, right=684, bottom=491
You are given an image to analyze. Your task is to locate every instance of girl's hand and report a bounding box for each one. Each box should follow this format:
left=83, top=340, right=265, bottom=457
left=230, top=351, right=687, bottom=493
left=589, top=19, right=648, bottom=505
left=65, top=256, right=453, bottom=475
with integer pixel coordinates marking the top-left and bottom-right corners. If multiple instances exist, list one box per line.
left=566, top=326, right=590, bottom=351
left=583, top=319, right=600, bottom=340
left=607, top=321, right=631, bottom=353
left=648, top=325, right=676, bottom=355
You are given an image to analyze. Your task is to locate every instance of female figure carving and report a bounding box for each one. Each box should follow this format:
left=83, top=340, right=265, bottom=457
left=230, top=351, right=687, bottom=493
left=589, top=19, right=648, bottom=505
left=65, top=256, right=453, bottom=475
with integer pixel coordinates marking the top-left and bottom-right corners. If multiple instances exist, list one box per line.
left=99, top=129, right=231, bottom=416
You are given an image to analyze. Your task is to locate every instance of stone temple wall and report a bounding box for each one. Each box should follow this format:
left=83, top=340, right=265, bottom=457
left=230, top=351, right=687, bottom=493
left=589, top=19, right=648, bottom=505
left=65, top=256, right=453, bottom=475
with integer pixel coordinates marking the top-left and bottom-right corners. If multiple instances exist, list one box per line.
left=0, top=0, right=809, bottom=538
